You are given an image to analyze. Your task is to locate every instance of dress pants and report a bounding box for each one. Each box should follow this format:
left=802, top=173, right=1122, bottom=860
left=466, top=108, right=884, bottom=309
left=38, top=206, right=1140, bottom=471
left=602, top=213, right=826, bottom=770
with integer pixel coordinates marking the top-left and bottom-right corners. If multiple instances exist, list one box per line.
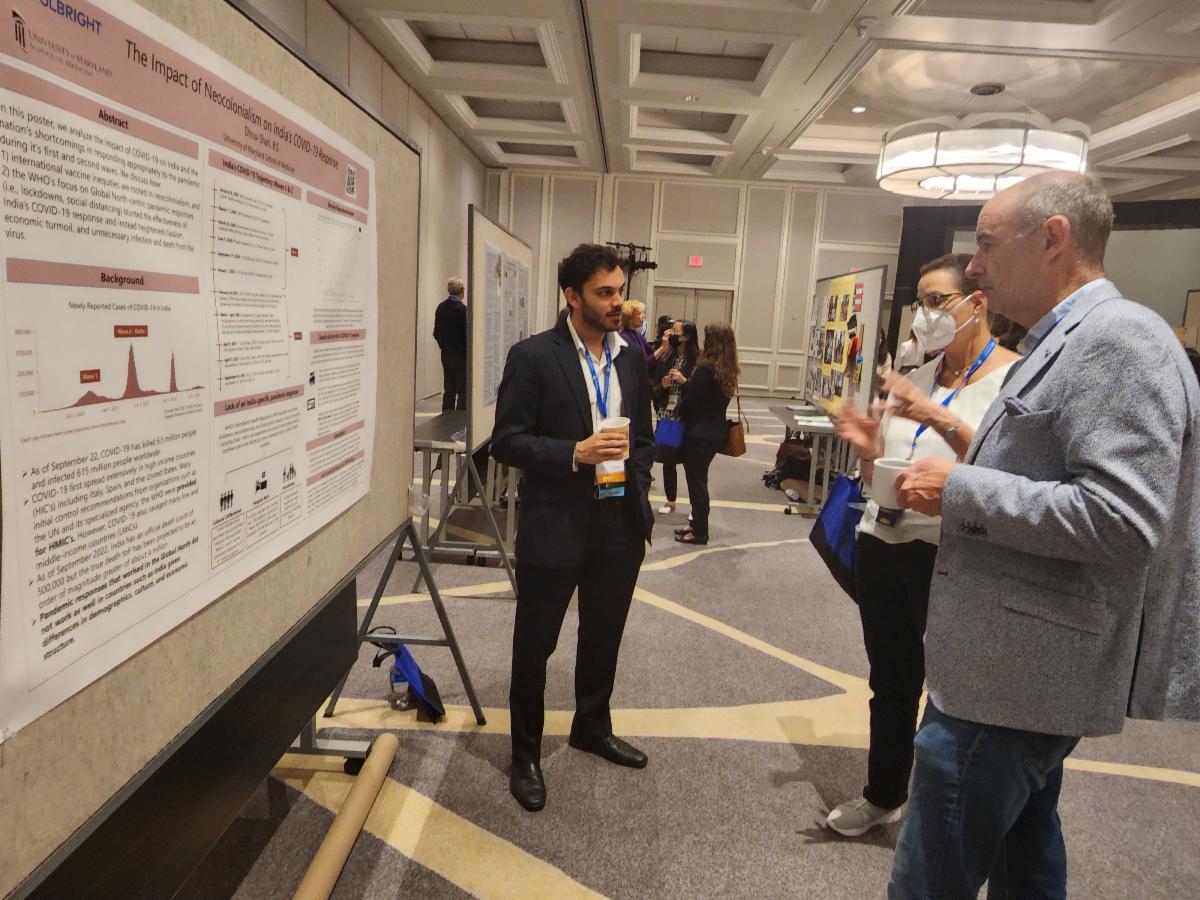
left=440, top=350, right=466, bottom=411
left=681, top=438, right=722, bottom=539
left=853, top=532, right=938, bottom=810
left=510, top=498, right=645, bottom=764
left=661, top=461, right=678, bottom=502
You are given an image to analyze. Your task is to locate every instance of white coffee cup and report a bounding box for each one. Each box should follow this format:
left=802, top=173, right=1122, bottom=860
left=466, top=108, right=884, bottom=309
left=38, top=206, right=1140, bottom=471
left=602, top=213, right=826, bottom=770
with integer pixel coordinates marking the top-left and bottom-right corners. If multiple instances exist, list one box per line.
left=600, top=416, right=630, bottom=461
left=870, top=457, right=910, bottom=510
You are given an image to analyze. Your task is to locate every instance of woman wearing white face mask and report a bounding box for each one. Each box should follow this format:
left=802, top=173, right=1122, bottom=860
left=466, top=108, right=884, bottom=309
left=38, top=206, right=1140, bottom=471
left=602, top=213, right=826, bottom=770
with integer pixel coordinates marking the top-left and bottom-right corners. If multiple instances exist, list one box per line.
left=827, top=253, right=1019, bottom=838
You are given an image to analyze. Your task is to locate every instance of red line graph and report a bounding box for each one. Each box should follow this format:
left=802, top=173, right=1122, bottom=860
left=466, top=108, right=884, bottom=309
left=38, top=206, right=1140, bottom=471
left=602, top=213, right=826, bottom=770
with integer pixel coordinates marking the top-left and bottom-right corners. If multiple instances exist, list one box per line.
left=56, top=344, right=202, bottom=409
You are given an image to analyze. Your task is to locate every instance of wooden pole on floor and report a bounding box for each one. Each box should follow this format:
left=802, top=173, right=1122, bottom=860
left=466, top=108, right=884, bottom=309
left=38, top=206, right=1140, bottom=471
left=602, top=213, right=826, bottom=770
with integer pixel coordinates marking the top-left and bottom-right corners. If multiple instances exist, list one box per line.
left=292, top=732, right=400, bottom=900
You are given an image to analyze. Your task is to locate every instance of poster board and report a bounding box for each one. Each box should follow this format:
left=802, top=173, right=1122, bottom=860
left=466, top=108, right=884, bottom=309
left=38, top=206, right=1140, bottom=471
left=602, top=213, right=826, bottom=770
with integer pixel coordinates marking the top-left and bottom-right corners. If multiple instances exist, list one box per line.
left=805, top=265, right=888, bottom=415
left=467, top=204, right=532, bottom=454
left=0, top=0, right=418, bottom=893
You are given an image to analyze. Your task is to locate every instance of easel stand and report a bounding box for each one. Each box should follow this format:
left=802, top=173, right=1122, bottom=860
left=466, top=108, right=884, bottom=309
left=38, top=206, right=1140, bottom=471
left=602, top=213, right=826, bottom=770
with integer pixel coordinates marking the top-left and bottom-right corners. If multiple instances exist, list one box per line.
left=324, top=519, right=487, bottom=727
left=413, top=449, right=517, bottom=595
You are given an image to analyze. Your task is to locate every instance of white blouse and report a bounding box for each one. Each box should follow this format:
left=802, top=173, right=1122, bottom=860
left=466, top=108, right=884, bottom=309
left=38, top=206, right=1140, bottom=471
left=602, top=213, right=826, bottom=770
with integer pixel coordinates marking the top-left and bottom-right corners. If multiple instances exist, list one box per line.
left=857, top=355, right=1015, bottom=546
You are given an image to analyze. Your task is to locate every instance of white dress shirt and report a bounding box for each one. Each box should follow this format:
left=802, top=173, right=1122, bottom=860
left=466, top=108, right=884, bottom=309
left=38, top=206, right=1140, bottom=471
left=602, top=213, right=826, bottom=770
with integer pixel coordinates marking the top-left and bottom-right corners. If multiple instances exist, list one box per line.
left=566, top=314, right=626, bottom=430
left=566, top=315, right=627, bottom=471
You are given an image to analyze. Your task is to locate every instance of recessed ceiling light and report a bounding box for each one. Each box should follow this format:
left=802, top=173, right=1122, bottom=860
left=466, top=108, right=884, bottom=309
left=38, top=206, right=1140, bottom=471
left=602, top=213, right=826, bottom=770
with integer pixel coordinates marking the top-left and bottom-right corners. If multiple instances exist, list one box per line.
left=851, top=105, right=867, bottom=114
left=684, top=95, right=700, bottom=103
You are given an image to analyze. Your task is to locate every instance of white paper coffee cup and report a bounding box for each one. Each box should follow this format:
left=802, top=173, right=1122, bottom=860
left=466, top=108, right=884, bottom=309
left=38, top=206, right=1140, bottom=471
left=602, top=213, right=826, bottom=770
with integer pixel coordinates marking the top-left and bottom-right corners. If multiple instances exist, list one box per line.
left=600, top=416, right=630, bottom=461
left=870, top=457, right=910, bottom=510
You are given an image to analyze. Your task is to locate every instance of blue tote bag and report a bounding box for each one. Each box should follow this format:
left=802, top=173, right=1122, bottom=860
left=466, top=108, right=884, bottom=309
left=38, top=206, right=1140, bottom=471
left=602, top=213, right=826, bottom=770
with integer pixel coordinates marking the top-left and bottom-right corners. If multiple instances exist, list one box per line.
left=808, top=475, right=865, bottom=602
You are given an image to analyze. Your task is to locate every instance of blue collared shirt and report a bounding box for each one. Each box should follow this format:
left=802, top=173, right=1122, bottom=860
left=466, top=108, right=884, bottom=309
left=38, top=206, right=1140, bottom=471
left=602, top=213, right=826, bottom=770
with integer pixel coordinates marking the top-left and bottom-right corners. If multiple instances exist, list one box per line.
left=1018, top=278, right=1109, bottom=354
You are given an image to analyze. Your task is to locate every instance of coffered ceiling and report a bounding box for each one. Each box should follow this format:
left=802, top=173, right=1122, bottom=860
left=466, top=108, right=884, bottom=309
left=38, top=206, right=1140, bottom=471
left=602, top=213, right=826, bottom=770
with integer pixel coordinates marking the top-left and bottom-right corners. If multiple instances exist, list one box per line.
left=332, top=0, right=1200, bottom=199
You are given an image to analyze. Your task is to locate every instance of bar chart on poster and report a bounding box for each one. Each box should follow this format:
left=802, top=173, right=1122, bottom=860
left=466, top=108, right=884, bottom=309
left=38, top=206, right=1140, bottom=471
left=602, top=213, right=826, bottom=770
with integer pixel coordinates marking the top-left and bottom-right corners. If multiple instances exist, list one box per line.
left=0, top=0, right=380, bottom=740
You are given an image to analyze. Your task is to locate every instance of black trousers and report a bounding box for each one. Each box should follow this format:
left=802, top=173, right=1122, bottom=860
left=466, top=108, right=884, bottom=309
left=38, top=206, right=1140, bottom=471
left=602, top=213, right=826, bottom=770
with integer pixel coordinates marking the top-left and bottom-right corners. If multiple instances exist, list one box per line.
left=440, top=350, right=466, bottom=411
left=661, top=461, right=678, bottom=502
left=681, top=439, right=721, bottom=538
left=853, top=532, right=938, bottom=810
left=510, top=499, right=645, bottom=764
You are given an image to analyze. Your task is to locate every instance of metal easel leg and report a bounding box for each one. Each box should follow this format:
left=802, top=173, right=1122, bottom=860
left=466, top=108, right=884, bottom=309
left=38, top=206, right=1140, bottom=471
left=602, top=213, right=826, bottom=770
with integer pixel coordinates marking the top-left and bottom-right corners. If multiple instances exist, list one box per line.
left=324, top=521, right=487, bottom=726
left=323, top=529, right=404, bottom=718
left=466, top=454, right=517, bottom=594
left=404, top=520, right=486, bottom=725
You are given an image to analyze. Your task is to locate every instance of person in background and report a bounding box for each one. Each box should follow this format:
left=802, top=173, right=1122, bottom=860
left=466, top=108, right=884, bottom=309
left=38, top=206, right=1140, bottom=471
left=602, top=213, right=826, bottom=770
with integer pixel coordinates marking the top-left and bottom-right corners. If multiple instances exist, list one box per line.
left=491, top=243, right=655, bottom=813
left=889, top=172, right=1200, bottom=898
left=433, top=276, right=468, bottom=411
left=651, top=315, right=675, bottom=366
left=829, top=252, right=1019, bottom=838
left=652, top=320, right=698, bottom=515
left=619, top=300, right=656, bottom=373
left=673, top=322, right=739, bottom=545
left=895, top=327, right=930, bottom=375
left=988, top=310, right=1028, bottom=352
left=876, top=334, right=892, bottom=377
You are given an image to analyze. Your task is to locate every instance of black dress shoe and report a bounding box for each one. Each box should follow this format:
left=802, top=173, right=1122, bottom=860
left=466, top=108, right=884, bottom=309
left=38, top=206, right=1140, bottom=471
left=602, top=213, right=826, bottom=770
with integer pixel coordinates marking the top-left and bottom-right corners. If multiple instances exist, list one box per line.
left=568, top=732, right=648, bottom=768
left=509, top=761, right=546, bottom=811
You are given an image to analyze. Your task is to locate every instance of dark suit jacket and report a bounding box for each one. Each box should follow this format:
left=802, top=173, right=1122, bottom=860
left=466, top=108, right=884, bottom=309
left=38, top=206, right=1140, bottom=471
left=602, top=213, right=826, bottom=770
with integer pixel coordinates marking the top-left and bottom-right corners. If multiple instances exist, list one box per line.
left=674, top=362, right=730, bottom=445
left=491, top=320, right=655, bottom=568
left=433, top=296, right=467, bottom=355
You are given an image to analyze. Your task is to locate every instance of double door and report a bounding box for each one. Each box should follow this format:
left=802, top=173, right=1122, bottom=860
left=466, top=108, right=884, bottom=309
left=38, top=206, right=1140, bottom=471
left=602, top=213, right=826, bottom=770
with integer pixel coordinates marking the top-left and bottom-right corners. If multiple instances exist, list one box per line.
left=653, top=287, right=733, bottom=335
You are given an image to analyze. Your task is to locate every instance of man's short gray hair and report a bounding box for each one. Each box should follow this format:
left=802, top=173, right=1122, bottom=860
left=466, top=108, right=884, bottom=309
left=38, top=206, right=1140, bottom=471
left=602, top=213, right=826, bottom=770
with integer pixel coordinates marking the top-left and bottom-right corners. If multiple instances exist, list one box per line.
left=447, top=276, right=465, bottom=296
left=1012, top=172, right=1113, bottom=264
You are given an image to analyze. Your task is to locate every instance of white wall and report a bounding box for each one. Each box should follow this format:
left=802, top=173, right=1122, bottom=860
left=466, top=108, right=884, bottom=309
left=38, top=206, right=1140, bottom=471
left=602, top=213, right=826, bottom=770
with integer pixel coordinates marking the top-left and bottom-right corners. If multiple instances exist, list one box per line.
left=502, top=171, right=904, bottom=396
left=245, top=0, right=488, bottom=400
left=954, top=226, right=1200, bottom=327
left=1103, top=229, right=1200, bottom=327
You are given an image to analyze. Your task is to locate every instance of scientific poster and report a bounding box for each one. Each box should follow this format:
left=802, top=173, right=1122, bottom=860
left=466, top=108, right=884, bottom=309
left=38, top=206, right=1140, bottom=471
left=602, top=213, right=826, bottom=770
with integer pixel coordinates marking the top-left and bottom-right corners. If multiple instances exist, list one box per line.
left=0, top=0, right=378, bottom=739
left=480, top=241, right=528, bottom=407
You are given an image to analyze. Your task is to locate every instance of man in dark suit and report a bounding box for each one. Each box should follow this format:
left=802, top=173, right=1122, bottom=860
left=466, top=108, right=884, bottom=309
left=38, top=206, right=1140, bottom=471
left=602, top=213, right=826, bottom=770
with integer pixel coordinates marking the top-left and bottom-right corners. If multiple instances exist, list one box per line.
left=433, top=276, right=467, bottom=411
left=491, top=243, right=655, bottom=812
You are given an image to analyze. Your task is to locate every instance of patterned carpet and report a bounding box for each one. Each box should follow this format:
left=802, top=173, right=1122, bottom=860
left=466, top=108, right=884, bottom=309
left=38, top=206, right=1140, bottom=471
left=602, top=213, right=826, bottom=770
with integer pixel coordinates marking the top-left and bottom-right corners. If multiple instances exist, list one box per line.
left=179, top=397, right=1200, bottom=900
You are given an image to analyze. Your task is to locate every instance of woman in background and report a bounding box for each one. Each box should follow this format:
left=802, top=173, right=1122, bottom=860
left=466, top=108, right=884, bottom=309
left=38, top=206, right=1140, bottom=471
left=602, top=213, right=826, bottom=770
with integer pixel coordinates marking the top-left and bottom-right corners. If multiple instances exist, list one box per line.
left=619, top=300, right=656, bottom=372
left=673, top=323, right=738, bottom=545
left=828, top=253, right=1018, bottom=837
left=652, top=320, right=698, bottom=515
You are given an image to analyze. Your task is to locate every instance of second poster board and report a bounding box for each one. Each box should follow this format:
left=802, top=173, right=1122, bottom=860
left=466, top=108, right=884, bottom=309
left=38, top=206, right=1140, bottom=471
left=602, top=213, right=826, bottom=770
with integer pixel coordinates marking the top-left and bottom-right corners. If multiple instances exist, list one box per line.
left=805, top=265, right=888, bottom=415
left=467, top=205, right=533, bottom=454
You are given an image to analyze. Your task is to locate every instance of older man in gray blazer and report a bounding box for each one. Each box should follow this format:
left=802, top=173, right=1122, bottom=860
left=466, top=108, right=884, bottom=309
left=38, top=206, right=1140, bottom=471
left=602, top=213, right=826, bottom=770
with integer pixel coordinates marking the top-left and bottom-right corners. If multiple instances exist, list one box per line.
left=887, top=172, right=1200, bottom=899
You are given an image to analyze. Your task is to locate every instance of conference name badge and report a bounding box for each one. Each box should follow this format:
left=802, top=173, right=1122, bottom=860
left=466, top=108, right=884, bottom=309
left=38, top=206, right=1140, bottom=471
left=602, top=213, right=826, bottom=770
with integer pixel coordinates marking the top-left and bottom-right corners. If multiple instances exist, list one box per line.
left=595, top=459, right=625, bottom=499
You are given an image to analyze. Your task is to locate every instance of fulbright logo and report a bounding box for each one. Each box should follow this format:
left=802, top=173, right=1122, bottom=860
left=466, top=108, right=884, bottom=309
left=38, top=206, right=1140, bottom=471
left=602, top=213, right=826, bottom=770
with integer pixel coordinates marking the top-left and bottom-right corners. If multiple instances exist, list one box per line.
left=13, top=9, right=27, bottom=52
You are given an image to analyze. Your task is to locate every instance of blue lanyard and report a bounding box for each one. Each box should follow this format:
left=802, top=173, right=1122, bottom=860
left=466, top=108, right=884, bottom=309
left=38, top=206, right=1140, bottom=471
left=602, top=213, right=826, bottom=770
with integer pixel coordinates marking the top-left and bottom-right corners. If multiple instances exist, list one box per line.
left=910, top=338, right=996, bottom=454
left=583, top=340, right=613, bottom=420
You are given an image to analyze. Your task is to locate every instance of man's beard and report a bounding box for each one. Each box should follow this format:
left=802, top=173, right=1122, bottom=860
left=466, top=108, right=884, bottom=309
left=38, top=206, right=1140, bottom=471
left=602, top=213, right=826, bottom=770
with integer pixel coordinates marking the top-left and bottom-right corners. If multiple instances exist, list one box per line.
left=581, top=302, right=620, bottom=333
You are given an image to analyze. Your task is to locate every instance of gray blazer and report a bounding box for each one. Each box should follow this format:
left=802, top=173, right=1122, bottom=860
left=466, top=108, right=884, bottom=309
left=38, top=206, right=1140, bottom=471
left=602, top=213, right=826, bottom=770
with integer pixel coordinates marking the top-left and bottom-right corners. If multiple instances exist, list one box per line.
left=926, top=280, right=1200, bottom=737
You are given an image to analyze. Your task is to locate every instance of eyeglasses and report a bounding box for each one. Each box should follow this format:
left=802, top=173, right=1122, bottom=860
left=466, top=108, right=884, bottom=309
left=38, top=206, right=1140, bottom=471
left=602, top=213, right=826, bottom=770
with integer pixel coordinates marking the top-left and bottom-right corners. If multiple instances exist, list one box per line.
left=910, top=291, right=964, bottom=313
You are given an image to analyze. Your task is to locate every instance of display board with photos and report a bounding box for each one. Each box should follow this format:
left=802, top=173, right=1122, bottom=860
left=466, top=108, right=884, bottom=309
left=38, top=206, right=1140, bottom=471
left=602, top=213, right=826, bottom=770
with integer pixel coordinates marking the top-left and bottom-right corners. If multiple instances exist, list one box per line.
left=805, top=265, right=888, bottom=415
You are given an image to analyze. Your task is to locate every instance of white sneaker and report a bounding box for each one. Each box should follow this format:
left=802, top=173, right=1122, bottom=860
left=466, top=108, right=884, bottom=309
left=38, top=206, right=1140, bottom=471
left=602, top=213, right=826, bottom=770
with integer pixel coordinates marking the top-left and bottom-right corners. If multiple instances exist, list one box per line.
left=657, top=503, right=675, bottom=514
left=825, top=797, right=903, bottom=836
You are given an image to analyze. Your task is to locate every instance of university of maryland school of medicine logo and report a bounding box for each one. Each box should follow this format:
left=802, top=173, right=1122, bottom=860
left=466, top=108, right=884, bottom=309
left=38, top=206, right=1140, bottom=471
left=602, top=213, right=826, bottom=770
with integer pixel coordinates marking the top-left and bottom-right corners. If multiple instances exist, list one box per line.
left=13, top=9, right=27, bottom=52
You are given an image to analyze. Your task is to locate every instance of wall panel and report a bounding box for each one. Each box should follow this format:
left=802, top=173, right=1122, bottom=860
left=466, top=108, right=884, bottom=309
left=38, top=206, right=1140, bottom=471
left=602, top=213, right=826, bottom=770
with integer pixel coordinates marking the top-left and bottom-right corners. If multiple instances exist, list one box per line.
left=736, top=186, right=787, bottom=349
left=613, top=178, right=655, bottom=246
left=660, top=181, right=740, bottom=234
left=780, top=190, right=819, bottom=353
left=822, top=191, right=904, bottom=245
left=656, top=238, right=737, bottom=284
left=511, top=174, right=546, bottom=328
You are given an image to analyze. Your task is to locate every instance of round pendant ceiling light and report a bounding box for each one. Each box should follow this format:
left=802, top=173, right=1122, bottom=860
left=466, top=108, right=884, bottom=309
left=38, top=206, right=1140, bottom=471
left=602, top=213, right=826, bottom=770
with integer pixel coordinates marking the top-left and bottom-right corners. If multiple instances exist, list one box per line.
left=875, top=84, right=1089, bottom=200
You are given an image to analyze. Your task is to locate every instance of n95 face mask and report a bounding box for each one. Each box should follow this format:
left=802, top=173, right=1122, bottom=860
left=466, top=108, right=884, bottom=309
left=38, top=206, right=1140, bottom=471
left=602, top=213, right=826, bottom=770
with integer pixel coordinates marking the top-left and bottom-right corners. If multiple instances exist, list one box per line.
left=913, top=296, right=975, bottom=352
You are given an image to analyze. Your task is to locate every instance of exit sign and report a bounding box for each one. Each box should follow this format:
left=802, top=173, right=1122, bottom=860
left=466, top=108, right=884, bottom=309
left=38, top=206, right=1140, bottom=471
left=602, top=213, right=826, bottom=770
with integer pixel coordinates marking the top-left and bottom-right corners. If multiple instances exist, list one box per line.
left=688, top=255, right=704, bottom=267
